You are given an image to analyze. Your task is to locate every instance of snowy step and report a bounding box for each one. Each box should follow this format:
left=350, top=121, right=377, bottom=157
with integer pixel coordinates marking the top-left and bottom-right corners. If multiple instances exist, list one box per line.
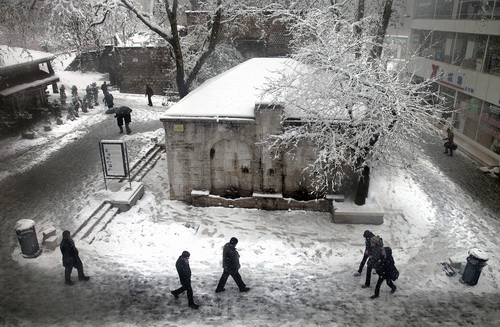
left=85, top=206, right=120, bottom=244
left=74, top=202, right=114, bottom=242
left=128, top=146, right=164, bottom=182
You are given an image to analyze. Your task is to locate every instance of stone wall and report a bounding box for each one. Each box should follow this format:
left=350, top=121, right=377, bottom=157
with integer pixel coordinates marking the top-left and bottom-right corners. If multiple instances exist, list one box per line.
left=105, top=46, right=174, bottom=94
left=161, top=105, right=354, bottom=203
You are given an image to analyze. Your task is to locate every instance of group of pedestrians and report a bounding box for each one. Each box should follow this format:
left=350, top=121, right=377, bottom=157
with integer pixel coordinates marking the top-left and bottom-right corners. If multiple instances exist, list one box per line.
left=171, top=237, right=250, bottom=309
left=59, top=233, right=250, bottom=310
left=60, top=226, right=400, bottom=308
left=101, top=81, right=134, bottom=135
left=354, top=230, right=399, bottom=299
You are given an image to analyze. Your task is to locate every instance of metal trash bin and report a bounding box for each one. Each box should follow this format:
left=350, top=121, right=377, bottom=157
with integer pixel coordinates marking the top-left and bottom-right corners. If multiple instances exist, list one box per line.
left=15, top=219, right=40, bottom=257
left=460, top=248, right=488, bottom=286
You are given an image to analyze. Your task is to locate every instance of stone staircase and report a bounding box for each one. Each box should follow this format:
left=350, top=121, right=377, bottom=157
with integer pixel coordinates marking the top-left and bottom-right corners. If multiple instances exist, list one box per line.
left=73, top=144, right=165, bottom=243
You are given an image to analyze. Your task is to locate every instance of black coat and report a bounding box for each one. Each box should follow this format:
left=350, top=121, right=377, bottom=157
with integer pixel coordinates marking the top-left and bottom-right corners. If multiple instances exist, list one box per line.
left=376, top=247, right=397, bottom=279
left=176, top=256, right=192, bottom=286
left=222, top=243, right=240, bottom=272
left=60, top=238, right=82, bottom=268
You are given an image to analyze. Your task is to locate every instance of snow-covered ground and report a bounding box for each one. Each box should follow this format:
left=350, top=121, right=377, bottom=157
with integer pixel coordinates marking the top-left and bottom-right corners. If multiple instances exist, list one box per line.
left=1, top=68, right=500, bottom=326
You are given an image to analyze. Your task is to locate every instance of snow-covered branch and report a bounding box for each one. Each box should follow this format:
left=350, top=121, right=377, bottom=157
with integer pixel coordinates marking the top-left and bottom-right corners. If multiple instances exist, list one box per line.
left=263, top=4, right=447, bottom=193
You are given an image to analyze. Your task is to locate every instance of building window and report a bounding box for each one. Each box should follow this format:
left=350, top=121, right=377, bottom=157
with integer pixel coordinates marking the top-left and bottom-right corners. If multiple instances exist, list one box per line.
left=430, top=31, right=455, bottom=63
left=492, top=0, right=500, bottom=19
left=272, top=28, right=286, bottom=46
left=439, top=85, right=456, bottom=119
left=413, top=30, right=432, bottom=57
left=484, top=35, right=500, bottom=76
left=436, top=0, right=456, bottom=19
left=454, top=92, right=483, bottom=140
left=477, top=102, right=500, bottom=153
left=415, top=0, right=436, bottom=19
left=460, top=34, right=487, bottom=71
left=460, top=0, right=500, bottom=19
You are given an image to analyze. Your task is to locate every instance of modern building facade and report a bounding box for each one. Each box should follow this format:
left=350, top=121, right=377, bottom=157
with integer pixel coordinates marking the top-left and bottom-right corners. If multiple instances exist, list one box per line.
left=409, top=0, right=500, bottom=167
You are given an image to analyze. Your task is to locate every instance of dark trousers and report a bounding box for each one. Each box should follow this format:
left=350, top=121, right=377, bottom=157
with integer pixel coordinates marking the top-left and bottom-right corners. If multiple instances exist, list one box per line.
left=374, top=276, right=395, bottom=296
left=358, top=253, right=369, bottom=273
left=365, top=266, right=373, bottom=286
left=444, top=142, right=453, bottom=155
left=147, top=95, right=153, bottom=106
left=65, top=259, right=85, bottom=281
left=216, top=269, right=246, bottom=291
left=172, top=283, right=194, bottom=304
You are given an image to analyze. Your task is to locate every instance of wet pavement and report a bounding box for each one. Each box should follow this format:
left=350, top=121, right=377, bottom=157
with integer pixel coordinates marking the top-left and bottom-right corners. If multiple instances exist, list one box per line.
left=420, top=136, right=500, bottom=216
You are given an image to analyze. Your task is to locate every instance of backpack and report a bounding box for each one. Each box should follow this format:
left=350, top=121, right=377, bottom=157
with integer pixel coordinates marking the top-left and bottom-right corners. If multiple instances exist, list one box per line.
left=384, top=247, right=399, bottom=281
left=391, top=267, right=399, bottom=281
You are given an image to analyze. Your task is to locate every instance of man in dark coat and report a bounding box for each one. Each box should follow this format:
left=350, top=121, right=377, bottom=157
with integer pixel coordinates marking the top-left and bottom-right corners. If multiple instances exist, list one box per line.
left=171, top=251, right=199, bottom=309
left=355, top=230, right=375, bottom=278
left=60, top=230, right=90, bottom=285
left=114, top=107, right=132, bottom=134
left=145, top=84, right=154, bottom=106
left=215, top=237, right=250, bottom=293
left=101, top=81, right=108, bottom=95
left=103, top=92, right=114, bottom=109
left=371, top=247, right=398, bottom=299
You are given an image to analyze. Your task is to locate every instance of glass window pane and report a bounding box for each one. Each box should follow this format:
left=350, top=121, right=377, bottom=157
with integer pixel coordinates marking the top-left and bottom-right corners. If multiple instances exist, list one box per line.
left=435, top=0, right=455, bottom=18
left=460, top=1, right=483, bottom=19
left=462, top=34, right=487, bottom=71
left=485, top=35, right=500, bottom=76
left=415, top=0, right=437, bottom=19
left=477, top=102, right=500, bottom=153
left=430, top=31, right=455, bottom=62
left=454, top=93, right=482, bottom=140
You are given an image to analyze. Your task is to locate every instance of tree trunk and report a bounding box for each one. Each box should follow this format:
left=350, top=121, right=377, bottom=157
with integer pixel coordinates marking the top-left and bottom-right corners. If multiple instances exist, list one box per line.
left=370, top=0, right=393, bottom=60
left=354, top=0, right=365, bottom=59
left=354, top=0, right=393, bottom=205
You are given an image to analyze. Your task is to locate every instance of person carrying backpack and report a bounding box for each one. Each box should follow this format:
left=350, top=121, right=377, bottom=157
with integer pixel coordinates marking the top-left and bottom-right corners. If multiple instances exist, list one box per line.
left=371, top=246, right=398, bottom=299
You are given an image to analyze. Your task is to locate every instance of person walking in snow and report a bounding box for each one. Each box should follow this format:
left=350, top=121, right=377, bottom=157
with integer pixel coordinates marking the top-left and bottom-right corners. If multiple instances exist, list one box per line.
left=91, top=82, right=99, bottom=106
left=443, top=127, right=455, bottom=156
left=215, top=237, right=250, bottom=293
left=60, top=230, right=90, bottom=285
left=362, top=235, right=384, bottom=289
left=171, top=251, right=199, bottom=309
left=354, top=230, right=375, bottom=279
left=114, top=106, right=132, bottom=134
left=371, top=247, right=398, bottom=299
left=103, top=91, right=114, bottom=109
left=145, top=84, right=154, bottom=106
left=101, top=81, right=108, bottom=95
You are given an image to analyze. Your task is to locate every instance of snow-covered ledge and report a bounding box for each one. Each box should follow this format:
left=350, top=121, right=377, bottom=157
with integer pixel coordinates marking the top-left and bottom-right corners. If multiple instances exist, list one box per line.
left=332, top=199, right=384, bottom=225
left=190, top=190, right=384, bottom=224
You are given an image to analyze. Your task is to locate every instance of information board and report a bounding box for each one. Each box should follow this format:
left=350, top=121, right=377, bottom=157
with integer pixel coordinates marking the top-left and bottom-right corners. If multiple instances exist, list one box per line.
left=99, top=140, right=129, bottom=178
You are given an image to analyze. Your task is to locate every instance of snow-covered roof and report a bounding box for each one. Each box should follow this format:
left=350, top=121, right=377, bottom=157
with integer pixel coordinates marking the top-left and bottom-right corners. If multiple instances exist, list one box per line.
left=163, top=58, right=299, bottom=119
left=0, top=45, right=56, bottom=72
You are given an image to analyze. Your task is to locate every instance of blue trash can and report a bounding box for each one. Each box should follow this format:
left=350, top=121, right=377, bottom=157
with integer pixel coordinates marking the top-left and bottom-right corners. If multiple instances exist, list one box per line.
left=15, top=219, right=40, bottom=257
left=460, top=248, right=488, bottom=286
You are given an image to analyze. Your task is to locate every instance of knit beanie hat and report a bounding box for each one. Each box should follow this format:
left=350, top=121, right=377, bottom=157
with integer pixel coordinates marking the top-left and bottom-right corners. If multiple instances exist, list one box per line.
left=181, top=251, right=190, bottom=258
left=229, top=237, right=238, bottom=245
